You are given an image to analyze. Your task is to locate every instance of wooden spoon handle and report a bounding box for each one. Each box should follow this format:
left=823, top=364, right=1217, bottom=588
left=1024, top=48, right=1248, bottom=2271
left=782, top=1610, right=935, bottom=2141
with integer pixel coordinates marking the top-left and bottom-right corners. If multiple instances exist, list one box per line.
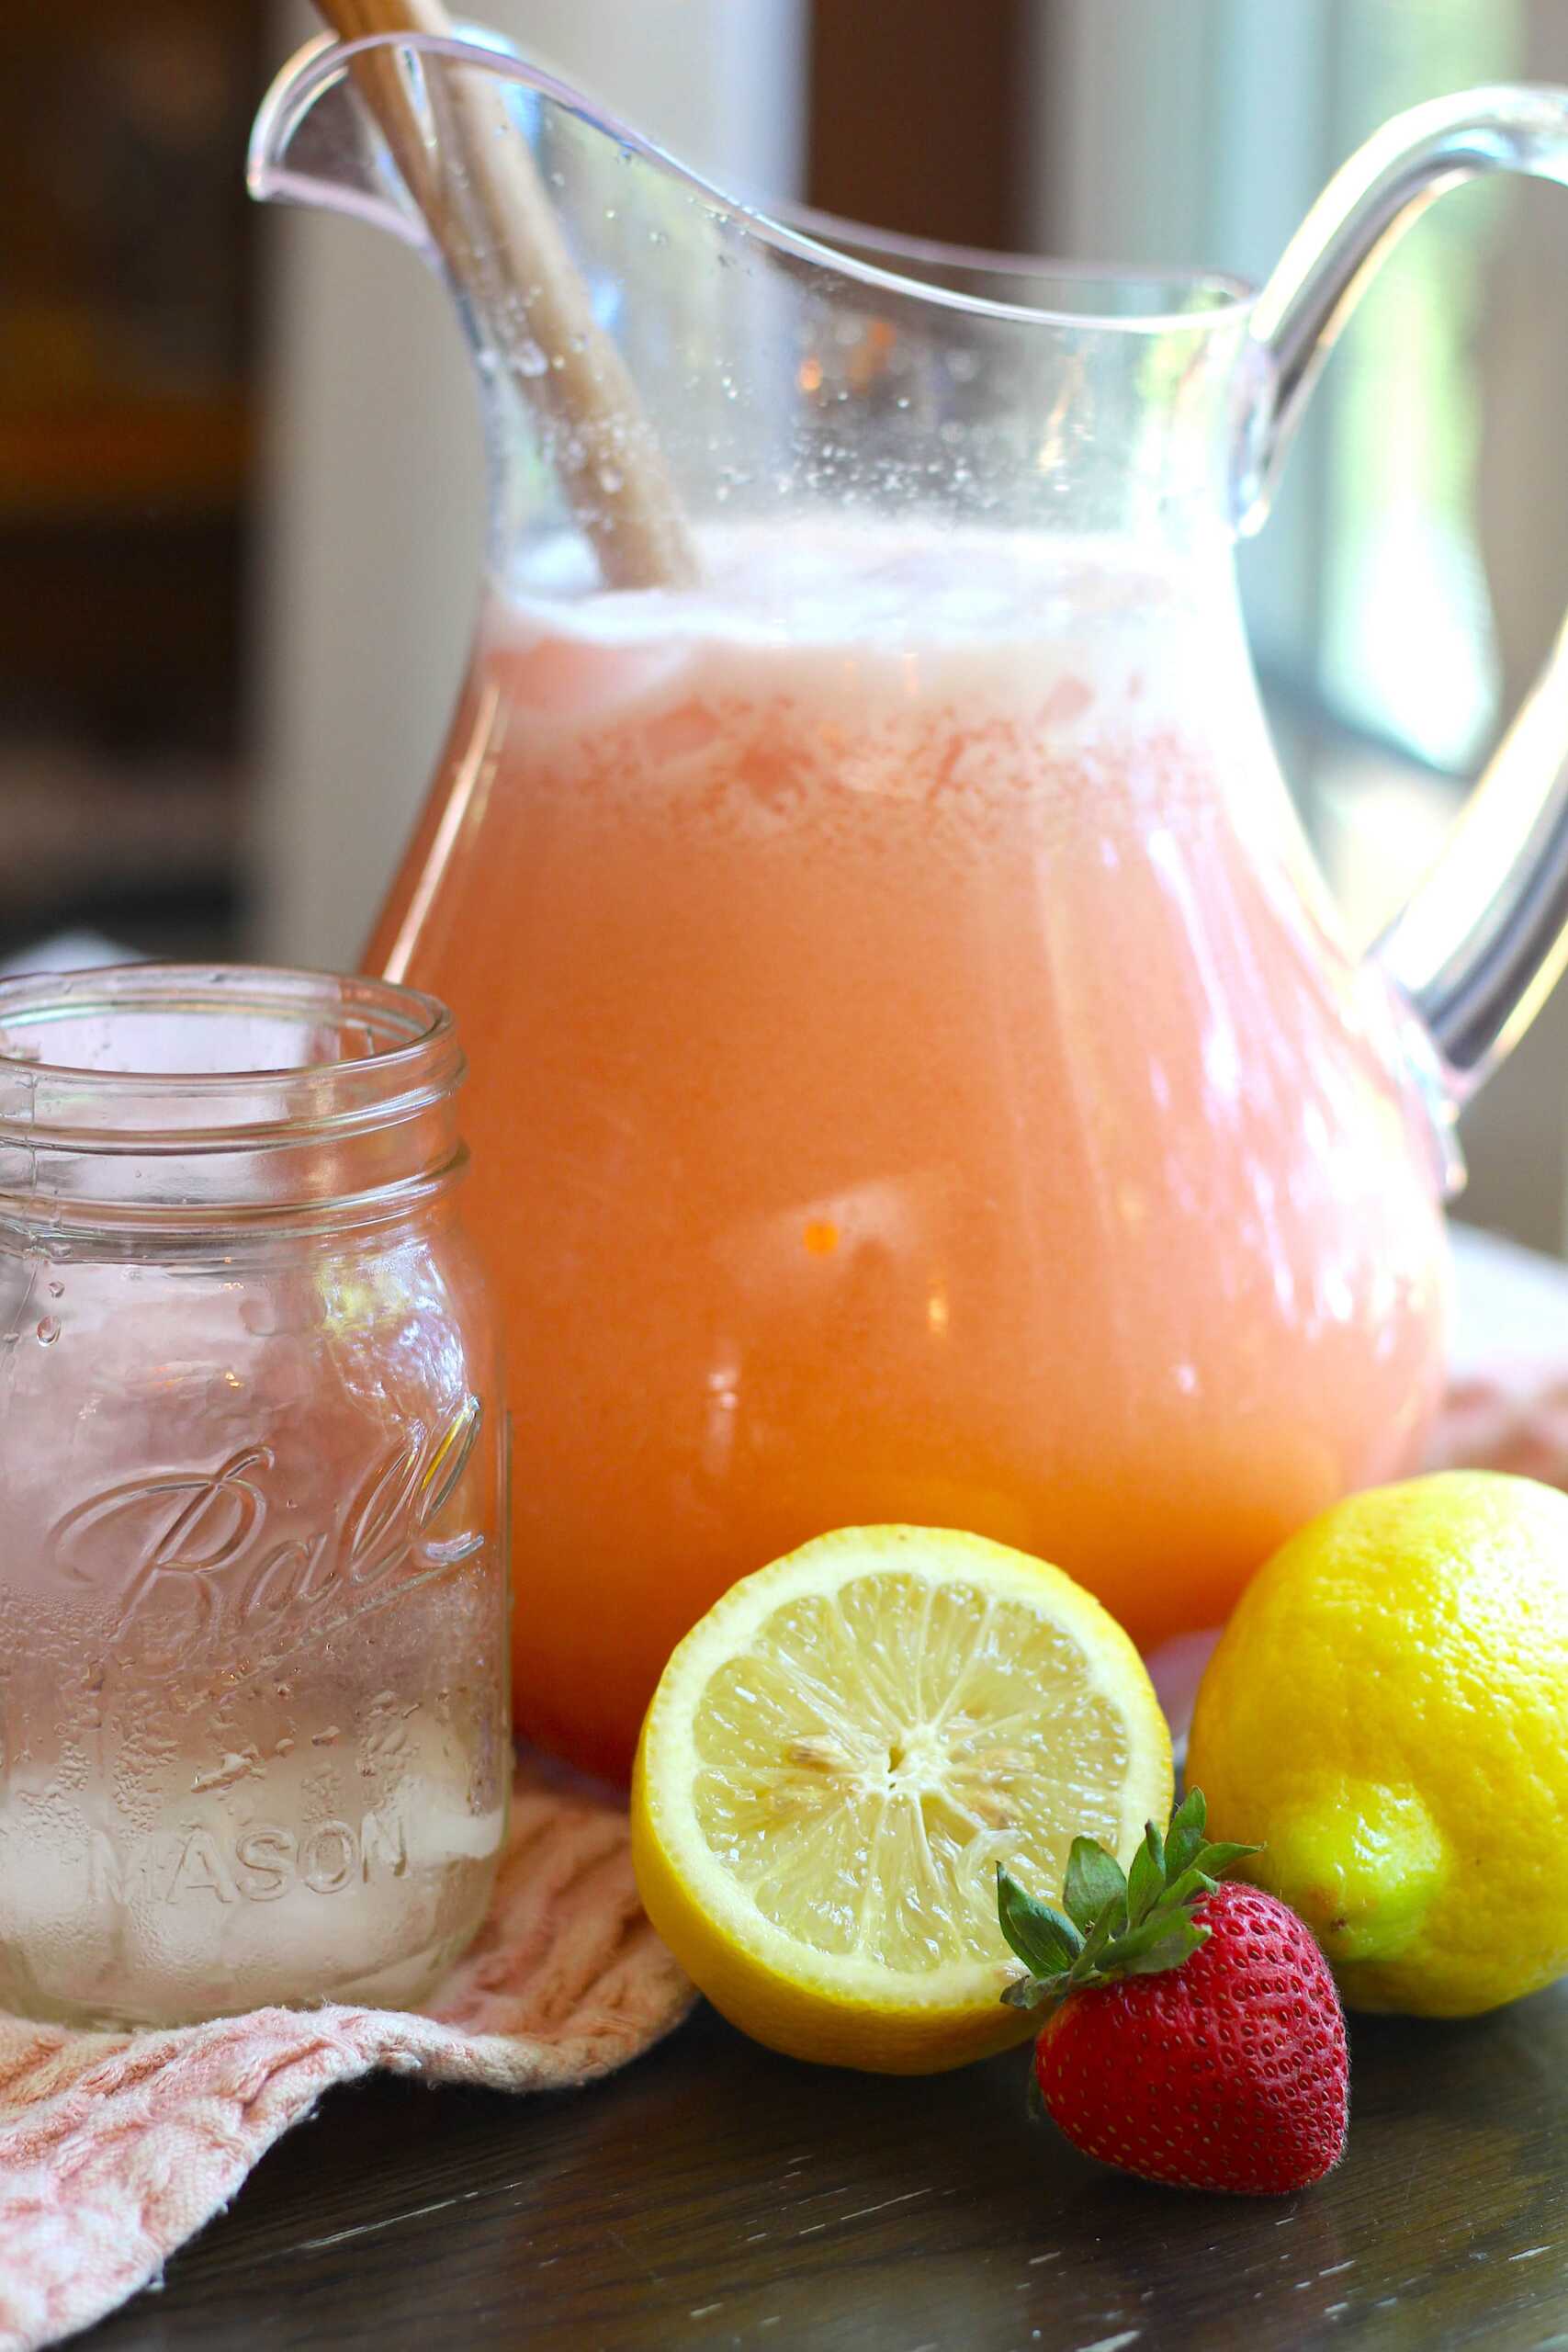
left=314, top=0, right=697, bottom=589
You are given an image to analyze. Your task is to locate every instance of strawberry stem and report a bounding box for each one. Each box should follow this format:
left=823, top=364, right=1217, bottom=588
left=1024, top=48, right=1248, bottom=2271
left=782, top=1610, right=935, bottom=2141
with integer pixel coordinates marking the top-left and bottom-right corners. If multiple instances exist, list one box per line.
left=997, top=1789, right=1259, bottom=2015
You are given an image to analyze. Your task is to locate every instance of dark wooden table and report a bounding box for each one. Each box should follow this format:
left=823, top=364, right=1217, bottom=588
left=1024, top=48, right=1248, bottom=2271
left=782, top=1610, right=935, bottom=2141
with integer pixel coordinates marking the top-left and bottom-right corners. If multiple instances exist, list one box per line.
left=83, top=1975, right=1568, bottom=2350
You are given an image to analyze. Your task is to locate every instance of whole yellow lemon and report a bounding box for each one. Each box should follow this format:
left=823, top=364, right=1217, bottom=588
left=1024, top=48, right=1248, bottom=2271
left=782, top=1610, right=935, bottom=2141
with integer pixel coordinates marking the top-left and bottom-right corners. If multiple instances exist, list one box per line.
left=1189, top=1470, right=1568, bottom=2017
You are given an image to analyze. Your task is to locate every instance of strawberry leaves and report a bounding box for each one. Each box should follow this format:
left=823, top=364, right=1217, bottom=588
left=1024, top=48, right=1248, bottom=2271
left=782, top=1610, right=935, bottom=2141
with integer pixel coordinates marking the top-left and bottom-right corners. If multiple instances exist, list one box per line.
left=1125, top=1826, right=1166, bottom=1926
left=1164, top=1787, right=1208, bottom=1876
left=1064, top=1838, right=1128, bottom=1934
left=997, top=1789, right=1258, bottom=2017
left=997, top=1871, right=1080, bottom=1982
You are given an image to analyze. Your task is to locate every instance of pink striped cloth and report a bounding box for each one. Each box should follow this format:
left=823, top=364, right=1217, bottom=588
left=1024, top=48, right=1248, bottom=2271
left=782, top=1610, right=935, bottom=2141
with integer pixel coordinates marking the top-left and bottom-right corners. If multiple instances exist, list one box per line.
left=5, top=1217, right=1567, bottom=2351
left=0, top=1761, right=694, bottom=2352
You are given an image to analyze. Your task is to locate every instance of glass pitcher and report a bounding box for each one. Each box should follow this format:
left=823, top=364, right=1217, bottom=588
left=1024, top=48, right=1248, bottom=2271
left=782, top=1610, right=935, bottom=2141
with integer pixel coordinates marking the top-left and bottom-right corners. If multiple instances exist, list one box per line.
left=253, top=40, right=1568, bottom=1780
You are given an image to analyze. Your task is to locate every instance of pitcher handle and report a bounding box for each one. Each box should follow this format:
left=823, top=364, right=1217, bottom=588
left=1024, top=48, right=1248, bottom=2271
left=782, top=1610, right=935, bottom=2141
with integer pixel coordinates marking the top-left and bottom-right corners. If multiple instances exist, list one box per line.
left=1239, top=85, right=1568, bottom=1102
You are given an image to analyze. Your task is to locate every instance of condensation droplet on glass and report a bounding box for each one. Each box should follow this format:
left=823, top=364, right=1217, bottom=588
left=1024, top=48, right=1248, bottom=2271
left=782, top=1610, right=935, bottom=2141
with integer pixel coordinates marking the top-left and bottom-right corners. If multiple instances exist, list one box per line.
left=275, top=1735, right=296, bottom=1757
left=603, top=205, right=617, bottom=221
left=515, top=339, right=548, bottom=379
left=598, top=467, right=623, bottom=495
left=47, top=1281, right=62, bottom=1298
left=35, top=1317, right=58, bottom=1346
left=310, top=1724, right=341, bottom=1747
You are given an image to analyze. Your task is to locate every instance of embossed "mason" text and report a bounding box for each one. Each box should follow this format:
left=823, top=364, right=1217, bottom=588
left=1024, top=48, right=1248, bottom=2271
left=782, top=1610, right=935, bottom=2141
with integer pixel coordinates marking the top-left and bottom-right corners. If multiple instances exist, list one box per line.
left=86, top=1809, right=410, bottom=1905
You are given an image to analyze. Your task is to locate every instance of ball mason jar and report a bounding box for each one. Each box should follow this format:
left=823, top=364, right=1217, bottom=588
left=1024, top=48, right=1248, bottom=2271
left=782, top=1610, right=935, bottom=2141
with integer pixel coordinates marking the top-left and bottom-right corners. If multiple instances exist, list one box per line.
left=0, top=966, right=509, bottom=2029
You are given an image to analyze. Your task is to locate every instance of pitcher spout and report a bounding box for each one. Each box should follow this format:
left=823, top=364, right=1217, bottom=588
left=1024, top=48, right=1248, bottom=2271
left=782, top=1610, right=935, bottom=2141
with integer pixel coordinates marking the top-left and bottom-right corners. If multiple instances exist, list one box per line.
left=248, top=28, right=450, bottom=258
left=250, top=28, right=706, bottom=585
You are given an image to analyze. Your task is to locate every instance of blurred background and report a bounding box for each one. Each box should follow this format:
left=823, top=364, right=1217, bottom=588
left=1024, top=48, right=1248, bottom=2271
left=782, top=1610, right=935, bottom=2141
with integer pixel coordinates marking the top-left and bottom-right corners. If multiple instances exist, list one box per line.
left=7, top=0, right=1568, bottom=1246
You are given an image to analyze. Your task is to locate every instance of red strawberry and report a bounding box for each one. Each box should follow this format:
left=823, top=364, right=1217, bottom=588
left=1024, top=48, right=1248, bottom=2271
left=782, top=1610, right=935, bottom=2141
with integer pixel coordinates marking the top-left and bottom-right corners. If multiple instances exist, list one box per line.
left=997, top=1790, right=1348, bottom=2195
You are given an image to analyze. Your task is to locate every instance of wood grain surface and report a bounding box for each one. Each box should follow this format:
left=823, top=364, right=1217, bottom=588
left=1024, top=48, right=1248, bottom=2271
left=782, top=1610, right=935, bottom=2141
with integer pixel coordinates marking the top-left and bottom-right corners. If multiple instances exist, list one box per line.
left=78, top=1979, right=1568, bottom=2350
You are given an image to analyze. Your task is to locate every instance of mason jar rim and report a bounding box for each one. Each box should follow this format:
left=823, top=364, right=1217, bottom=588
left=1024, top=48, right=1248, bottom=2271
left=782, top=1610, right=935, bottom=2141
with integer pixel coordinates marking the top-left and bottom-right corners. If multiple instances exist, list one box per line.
left=0, top=967, right=468, bottom=1231
left=0, top=964, right=461, bottom=1138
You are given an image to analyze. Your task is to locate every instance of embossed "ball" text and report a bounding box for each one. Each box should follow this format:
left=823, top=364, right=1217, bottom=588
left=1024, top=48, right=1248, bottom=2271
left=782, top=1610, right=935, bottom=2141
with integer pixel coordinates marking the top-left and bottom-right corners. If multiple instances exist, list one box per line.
left=51, top=1396, right=485, bottom=1676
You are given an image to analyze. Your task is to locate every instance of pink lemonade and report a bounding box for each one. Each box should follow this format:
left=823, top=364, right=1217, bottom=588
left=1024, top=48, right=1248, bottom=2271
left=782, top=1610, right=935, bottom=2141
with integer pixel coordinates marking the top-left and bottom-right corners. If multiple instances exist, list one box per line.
left=369, top=523, right=1449, bottom=1780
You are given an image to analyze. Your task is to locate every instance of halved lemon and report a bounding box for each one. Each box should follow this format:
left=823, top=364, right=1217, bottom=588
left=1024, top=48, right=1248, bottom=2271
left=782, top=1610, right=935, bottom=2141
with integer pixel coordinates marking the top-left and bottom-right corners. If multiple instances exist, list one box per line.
left=630, top=1525, right=1172, bottom=2073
